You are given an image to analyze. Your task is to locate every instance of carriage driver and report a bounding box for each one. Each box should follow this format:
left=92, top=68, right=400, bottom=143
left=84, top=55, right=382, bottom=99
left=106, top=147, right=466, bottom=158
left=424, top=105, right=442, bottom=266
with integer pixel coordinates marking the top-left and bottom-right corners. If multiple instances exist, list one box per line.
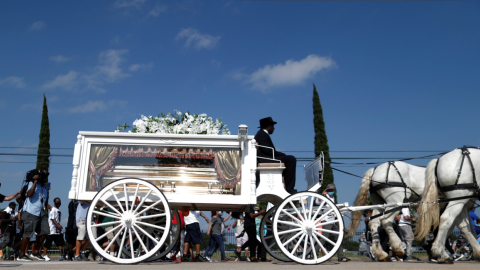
left=254, top=117, right=297, bottom=194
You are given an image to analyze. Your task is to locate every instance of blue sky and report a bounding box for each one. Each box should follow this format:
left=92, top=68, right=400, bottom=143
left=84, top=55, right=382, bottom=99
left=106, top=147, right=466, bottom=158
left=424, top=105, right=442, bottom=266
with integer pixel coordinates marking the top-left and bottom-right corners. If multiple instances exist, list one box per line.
left=1, top=0, right=479, bottom=229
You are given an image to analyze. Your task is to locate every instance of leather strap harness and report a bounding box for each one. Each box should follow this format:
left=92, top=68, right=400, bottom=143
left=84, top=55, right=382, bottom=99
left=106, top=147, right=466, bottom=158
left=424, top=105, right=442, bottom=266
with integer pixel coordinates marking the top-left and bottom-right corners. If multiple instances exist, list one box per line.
left=436, top=146, right=480, bottom=193
left=370, top=161, right=421, bottom=201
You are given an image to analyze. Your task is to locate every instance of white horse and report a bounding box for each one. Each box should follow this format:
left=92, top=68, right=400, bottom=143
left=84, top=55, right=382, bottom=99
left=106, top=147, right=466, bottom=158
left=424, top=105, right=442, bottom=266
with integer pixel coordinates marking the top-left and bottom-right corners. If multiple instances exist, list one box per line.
left=415, top=147, right=480, bottom=263
left=349, top=161, right=426, bottom=261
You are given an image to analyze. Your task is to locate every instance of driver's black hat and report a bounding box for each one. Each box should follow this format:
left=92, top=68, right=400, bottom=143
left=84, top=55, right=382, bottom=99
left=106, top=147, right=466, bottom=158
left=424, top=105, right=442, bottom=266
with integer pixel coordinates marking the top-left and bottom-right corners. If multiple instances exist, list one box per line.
left=258, top=117, right=277, bottom=128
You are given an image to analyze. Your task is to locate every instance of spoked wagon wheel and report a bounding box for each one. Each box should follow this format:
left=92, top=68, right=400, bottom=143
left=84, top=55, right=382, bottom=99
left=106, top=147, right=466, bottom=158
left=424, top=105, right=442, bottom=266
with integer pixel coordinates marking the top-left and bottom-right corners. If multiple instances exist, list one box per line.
left=260, top=207, right=292, bottom=262
left=272, top=192, right=344, bottom=265
left=118, top=209, right=180, bottom=262
left=86, top=178, right=171, bottom=264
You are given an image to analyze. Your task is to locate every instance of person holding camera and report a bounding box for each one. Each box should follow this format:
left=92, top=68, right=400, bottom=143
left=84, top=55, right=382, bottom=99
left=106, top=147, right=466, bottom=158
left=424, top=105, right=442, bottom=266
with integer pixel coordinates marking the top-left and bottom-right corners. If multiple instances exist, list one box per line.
left=17, top=170, right=50, bottom=262
left=317, top=184, right=350, bottom=262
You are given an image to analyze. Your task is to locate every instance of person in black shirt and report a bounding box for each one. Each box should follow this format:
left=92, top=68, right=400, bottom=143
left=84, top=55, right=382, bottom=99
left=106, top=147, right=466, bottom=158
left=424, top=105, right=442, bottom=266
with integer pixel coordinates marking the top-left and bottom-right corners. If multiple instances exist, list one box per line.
left=244, top=205, right=265, bottom=262
left=65, top=199, right=78, bottom=260
left=0, top=202, right=18, bottom=257
left=254, top=117, right=297, bottom=194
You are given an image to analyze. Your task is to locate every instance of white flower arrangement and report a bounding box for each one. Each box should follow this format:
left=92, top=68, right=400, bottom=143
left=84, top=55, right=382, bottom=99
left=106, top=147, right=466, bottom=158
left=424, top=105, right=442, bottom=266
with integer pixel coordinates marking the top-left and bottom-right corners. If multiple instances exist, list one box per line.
left=115, top=110, right=230, bottom=135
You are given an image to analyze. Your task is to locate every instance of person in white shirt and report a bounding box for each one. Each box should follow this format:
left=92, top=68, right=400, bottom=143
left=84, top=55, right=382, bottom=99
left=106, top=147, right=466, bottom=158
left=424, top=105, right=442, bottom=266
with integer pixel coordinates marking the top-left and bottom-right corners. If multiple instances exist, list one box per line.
left=43, top=198, right=65, bottom=261
left=182, top=210, right=210, bottom=262
left=232, top=215, right=249, bottom=261
left=317, top=184, right=350, bottom=262
left=398, top=207, right=416, bottom=261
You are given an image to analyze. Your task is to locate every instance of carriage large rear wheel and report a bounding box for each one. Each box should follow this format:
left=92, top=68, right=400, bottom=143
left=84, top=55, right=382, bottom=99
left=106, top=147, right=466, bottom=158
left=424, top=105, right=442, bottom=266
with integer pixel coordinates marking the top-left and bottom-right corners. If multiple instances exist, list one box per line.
left=260, top=207, right=292, bottom=262
left=86, top=178, right=171, bottom=264
left=272, top=192, right=344, bottom=265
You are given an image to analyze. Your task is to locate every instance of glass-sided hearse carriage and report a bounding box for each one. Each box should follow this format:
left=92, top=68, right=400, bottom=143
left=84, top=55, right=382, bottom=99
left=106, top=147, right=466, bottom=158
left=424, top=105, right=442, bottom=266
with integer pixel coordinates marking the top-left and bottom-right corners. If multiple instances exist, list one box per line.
left=69, top=125, right=346, bottom=265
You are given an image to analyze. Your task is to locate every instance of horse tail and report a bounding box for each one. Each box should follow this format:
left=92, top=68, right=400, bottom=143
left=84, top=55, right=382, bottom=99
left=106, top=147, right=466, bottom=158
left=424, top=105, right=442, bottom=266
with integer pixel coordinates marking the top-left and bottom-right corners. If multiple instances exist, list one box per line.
left=414, top=158, right=439, bottom=240
left=347, top=167, right=374, bottom=237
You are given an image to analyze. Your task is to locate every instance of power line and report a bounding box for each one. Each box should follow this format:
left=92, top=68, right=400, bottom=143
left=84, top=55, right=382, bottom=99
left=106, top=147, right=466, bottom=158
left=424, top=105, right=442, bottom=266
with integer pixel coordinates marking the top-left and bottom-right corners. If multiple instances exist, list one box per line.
left=0, top=146, right=73, bottom=150
left=0, top=153, right=72, bottom=157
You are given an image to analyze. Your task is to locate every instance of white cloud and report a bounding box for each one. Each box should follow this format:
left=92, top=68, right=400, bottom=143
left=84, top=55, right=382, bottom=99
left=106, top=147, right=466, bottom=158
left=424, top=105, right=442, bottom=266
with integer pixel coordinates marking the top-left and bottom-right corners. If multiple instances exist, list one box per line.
left=0, top=76, right=26, bottom=88
left=243, top=55, right=336, bottom=91
left=113, top=0, right=146, bottom=9
left=129, top=62, right=154, bottom=72
left=43, top=49, right=131, bottom=93
left=67, top=100, right=127, bottom=113
left=176, top=28, right=220, bottom=50
left=42, top=71, right=79, bottom=91
left=147, top=5, right=167, bottom=17
left=29, top=21, right=46, bottom=31
left=111, top=36, right=121, bottom=44
left=49, top=55, right=71, bottom=63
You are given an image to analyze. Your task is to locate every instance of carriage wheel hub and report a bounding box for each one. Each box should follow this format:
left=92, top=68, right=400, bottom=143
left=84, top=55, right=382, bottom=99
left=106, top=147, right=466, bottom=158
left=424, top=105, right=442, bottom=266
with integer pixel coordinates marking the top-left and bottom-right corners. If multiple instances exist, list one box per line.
left=122, top=211, right=136, bottom=228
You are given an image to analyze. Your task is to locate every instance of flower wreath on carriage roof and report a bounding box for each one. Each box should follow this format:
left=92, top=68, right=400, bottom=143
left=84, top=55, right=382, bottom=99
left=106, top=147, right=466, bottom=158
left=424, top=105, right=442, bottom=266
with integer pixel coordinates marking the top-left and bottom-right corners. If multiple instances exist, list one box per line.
left=86, top=111, right=239, bottom=191
left=115, top=110, right=230, bottom=135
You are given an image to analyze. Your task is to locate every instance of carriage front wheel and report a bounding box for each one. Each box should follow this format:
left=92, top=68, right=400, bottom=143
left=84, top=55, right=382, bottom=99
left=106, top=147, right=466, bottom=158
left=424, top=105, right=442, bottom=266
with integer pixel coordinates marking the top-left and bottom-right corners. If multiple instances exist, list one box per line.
left=272, top=192, right=344, bottom=265
left=86, top=178, right=171, bottom=264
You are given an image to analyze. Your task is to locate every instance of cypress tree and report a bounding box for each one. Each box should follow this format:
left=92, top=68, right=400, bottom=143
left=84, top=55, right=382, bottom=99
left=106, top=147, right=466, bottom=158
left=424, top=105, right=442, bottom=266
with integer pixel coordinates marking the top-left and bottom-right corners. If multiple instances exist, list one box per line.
left=313, top=84, right=336, bottom=202
left=36, top=94, right=50, bottom=171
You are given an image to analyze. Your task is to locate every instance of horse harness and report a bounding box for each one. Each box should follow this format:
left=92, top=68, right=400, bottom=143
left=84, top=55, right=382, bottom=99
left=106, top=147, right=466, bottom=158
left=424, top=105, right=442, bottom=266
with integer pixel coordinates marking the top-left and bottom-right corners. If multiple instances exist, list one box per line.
left=370, top=161, right=421, bottom=201
left=435, top=146, right=480, bottom=193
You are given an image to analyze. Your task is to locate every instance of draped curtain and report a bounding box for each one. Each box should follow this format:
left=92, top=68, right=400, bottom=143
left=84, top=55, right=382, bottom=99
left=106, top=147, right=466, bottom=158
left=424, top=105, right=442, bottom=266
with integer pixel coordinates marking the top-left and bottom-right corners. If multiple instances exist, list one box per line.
left=87, top=146, right=118, bottom=191
left=214, top=149, right=242, bottom=187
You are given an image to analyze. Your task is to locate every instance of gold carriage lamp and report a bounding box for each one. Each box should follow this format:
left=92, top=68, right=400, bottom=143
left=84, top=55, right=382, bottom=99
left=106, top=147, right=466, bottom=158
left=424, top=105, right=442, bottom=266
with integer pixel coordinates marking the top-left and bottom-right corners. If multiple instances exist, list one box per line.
left=238, top=124, right=248, bottom=150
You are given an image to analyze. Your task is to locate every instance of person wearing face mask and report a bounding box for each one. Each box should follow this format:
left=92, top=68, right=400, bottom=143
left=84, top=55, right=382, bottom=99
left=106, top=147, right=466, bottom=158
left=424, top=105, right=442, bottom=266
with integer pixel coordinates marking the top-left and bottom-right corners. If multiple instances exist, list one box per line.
left=317, top=184, right=351, bottom=262
left=42, top=198, right=65, bottom=261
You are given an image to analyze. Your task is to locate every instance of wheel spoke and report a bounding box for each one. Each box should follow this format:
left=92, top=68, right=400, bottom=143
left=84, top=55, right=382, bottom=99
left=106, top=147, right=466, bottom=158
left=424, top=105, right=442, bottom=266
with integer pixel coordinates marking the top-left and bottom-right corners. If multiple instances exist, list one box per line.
left=95, top=224, right=122, bottom=241
left=105, top=224, right=125, bottom=252
left=264, top=235, right=274, bottom=240
left=134, top=227, right=148, bottom=252
left=117, top=227, right=128, bottom=258
left=137, top=213, right=167, bottom=220
left=277, top=219, right=302, bottom=227
left=302, top=233, right=308, bottom=260
left=123, top=183, right=129, bottom=212
left=131, top=184, right=140, bottom=210
left=316, top=228, right=340, bottom=235
left=136, top=220, right=165, bottom=231
left=280, top=209, right=303, bottom=225
left=133, top=224, right=159, bottom=245
left=93, top=210, right=121, bottom=220
left=314, top=209, right=334, bottom=224
left=310, top=236, right=318, bottom=260
left=289, top=201, right=305, bottom=222
left=311, top=200, right=325, bottom=222
left=110, top=188, right=125, bottom=213
left=314, top=231, right=336, bottom=246
left=291, top=233, right=305, bottom=255
left=308, top=196, right=314, bottom=220
left=282, top=231, right=303, bottom=247
left=133, top=190, right=152, bottom=214
left=91, top=220, right=121, bottom=228
left=136, top=200, right=163, bottom=216
left=100, top=199, right=124, bottom=216
left=300, top=196, right=308, bottom=221
left=315, top=219, right=339, bottom=227
left=128, top=228, right=135, bottom=258
left=312, top=232, right=328, bottom=255
left=277, top=227, right=302, bottom=236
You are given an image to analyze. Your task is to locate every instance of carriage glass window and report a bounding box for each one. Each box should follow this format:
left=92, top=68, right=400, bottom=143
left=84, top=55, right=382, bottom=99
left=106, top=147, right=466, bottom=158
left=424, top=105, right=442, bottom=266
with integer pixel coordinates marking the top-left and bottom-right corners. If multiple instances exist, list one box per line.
left=85, top=144, right=242, bottom=195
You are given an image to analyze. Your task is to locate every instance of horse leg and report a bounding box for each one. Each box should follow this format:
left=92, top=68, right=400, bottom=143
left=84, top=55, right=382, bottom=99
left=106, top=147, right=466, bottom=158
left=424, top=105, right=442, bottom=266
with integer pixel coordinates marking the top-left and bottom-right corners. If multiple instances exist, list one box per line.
left=369, top=209, right=389, bottom=261
left=380, top=211, right=404, bottom=258
left=455, top=207, right=480, bottom=259
left=432, top=201, right=468, bottom=263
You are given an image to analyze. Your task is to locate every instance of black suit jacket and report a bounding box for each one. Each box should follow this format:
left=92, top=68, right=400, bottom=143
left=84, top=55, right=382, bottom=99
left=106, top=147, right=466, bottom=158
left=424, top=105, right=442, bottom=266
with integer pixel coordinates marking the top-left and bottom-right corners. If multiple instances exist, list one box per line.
left=254, top=129, right=285, bottom=162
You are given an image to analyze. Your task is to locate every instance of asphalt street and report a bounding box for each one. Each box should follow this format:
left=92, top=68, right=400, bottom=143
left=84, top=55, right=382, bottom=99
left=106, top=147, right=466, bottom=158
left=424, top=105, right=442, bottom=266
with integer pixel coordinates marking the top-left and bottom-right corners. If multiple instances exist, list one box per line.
left=1, top=258, right=478, bottom=270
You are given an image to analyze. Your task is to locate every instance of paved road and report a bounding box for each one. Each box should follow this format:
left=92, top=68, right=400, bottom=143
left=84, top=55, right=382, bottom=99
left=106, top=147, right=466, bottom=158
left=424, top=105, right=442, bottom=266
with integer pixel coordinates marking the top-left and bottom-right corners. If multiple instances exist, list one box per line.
left=1, top=260, right=478, bottom=269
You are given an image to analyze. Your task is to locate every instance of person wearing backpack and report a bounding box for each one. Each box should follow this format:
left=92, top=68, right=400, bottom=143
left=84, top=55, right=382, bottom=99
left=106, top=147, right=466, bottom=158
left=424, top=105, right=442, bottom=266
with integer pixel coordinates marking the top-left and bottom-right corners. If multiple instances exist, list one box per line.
left=204, top=211, right=232, bottom=262
left=17, top=170, right=50, bottom=262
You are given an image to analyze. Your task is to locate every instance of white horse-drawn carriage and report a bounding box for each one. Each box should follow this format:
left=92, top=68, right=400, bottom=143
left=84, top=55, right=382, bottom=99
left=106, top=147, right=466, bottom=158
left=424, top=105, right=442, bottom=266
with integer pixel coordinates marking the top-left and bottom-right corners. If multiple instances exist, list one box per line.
left=68, top=125, right=350, bottom=264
